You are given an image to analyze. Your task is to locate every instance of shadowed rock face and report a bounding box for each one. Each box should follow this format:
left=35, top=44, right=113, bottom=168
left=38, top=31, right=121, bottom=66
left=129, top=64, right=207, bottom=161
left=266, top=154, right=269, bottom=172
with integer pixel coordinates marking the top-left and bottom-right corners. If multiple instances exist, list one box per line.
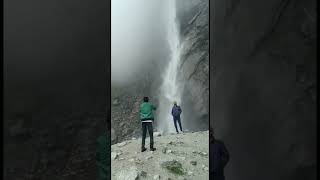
left=210, top=0, right=317, bottom=180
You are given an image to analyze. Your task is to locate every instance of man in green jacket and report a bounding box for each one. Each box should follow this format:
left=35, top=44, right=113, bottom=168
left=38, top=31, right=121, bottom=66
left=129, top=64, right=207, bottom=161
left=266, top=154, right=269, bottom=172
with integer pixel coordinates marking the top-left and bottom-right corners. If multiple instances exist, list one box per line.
left=140, top=96, right=157, bottom=152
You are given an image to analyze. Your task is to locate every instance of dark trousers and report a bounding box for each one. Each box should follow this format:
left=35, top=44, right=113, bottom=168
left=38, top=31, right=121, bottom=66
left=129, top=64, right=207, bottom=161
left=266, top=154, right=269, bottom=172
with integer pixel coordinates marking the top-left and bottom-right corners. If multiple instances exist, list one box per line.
left=141, top=122, right=154, bottom=148
left=173, top=116, right=182, bottom=132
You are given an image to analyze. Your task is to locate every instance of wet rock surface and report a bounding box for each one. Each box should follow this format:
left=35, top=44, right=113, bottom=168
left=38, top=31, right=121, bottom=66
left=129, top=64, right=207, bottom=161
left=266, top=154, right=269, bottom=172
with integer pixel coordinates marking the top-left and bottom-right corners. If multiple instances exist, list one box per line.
left=176, top=0, right=209, bottom=130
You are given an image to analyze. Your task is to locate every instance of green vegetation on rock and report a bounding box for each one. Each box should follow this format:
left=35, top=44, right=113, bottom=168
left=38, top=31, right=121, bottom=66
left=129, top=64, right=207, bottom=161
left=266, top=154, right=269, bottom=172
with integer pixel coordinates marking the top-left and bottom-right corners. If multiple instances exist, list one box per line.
left=161, top=160, right=185, bottom=176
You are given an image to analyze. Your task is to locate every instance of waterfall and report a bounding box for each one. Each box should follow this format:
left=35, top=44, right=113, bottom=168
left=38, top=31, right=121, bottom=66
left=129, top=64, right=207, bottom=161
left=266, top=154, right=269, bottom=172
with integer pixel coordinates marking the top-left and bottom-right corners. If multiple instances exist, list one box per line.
left=157, top=0, right=183, bottom=134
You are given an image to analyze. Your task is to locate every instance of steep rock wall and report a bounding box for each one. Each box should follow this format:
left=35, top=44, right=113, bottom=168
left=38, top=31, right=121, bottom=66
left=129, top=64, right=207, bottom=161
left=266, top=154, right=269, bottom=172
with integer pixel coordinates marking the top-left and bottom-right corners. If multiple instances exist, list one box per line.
left=176, top=0, right=209, bottom=130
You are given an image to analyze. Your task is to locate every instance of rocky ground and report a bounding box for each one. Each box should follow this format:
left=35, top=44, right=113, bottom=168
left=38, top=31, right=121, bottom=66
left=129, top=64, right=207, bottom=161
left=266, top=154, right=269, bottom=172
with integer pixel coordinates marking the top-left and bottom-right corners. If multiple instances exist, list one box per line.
left=111, top=131, right=209, bottom=180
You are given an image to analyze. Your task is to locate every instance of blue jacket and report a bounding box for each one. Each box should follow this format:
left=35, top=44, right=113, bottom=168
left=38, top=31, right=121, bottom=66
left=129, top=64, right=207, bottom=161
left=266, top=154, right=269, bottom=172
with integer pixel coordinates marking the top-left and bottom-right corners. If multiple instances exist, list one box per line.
left=171, top=105, right=182, bottom=117
left=210, top=139, right=230, bottom=178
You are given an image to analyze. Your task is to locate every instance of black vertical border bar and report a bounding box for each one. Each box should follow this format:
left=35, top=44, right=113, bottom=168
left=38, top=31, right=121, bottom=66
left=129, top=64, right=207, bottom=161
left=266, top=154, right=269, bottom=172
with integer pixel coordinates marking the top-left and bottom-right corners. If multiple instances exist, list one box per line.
left=208, top=0, right=211, bottom=179
left=109, top=0, right=112, bottom=179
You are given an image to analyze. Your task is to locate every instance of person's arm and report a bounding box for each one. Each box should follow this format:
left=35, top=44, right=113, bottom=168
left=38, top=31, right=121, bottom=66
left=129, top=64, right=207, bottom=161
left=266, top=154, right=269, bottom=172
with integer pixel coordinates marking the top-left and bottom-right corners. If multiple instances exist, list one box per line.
left=152, top=104, right=157, bottom=110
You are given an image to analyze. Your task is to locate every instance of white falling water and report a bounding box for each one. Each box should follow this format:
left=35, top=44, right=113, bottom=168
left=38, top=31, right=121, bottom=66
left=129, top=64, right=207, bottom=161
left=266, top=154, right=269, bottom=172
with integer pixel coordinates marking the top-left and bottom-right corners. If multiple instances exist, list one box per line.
left=157, top=0, right=183, bottom=134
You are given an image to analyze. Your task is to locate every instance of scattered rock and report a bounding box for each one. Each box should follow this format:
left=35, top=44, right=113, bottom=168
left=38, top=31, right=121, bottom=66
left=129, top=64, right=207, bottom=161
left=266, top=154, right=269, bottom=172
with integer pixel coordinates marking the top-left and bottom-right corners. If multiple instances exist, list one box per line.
left=117, top=142, right=127, bottom=147
left=162, top=147, right=168, bottom=154
left=139, top=171, right=147, bottom=177
left=153, top=175, right=160, bottom=180
left=116, top=167, right=139, bottom=180
left=200, top=152, right=208, bottom=156
left=190, top=161, right=197, bottom=166
left=111, top=152, right=118, bottom=160
left=135, top=159, right=143, bottom=165
left=113, top=99, right=120, bottom=105
left=154, top=132, right=162, bottom=137
left=161, top=160, right=185, bottom=175
left=119, top=122, right=125, bottom=127
left=201, top=165, right=208, bottom=171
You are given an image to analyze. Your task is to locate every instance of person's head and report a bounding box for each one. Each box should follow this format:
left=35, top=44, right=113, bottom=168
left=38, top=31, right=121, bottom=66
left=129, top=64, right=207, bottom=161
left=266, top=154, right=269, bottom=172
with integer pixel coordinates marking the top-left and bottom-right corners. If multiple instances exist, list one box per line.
left=143, top=96, right=149, bottom=102
left=173, top=101, right=177, bottom=105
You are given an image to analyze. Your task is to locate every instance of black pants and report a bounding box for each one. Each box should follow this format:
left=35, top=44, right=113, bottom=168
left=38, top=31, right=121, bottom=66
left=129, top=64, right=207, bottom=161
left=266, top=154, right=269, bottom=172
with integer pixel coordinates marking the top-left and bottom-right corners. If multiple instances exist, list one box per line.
left=173, top=116, right=182, bottom=132
left=141, top=122, right=154, bottom=148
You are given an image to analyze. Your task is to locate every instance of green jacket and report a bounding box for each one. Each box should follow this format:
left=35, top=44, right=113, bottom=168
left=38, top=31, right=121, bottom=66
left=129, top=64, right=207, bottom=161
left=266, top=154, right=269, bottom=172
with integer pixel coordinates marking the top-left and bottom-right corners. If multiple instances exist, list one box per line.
left=96, top=133, right=110, bottom=180
left=140, top=102, right=156, bottom=121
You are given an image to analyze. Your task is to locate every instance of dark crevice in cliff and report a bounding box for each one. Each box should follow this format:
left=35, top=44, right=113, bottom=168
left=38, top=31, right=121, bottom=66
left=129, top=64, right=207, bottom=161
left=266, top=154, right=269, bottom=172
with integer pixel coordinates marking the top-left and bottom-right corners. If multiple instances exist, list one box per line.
left=187, top=54, right=208, bottom=80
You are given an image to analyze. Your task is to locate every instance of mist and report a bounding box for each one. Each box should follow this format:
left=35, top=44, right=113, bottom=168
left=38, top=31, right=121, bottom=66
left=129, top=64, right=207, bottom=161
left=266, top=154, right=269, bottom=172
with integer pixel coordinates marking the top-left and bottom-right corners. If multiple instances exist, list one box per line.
left=111, top=0, right=169, bottom=86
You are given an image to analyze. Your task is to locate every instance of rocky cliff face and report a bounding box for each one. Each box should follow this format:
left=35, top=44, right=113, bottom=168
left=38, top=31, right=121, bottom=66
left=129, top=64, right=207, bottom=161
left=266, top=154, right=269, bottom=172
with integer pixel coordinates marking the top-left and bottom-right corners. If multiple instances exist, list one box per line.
left=111, top=61, right=164, bottom=145
left=111, top=85, right=145, bottom=145
left=211, top=0, right=317, bottom=179
left=176, top=0, right=209, bottom=130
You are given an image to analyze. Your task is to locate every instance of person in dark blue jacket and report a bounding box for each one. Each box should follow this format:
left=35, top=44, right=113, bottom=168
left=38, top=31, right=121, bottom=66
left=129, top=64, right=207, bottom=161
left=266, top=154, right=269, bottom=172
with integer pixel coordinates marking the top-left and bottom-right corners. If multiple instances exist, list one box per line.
left=171, top=101, right=183, bottom=133
left=210, top=127, right=230, bottom=180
